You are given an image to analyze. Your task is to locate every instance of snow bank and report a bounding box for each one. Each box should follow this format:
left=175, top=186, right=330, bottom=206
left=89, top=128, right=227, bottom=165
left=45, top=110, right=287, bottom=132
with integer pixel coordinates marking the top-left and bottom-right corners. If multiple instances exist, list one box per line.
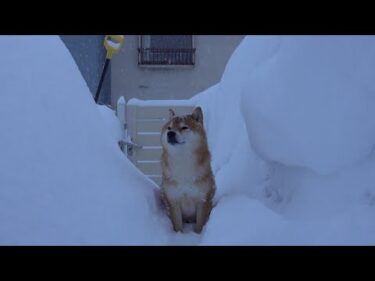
left=0, top=36, right=169, bottom=245
left=241, top=36, right=375, bottom=175
left=194, top=36, right=375, bottom=245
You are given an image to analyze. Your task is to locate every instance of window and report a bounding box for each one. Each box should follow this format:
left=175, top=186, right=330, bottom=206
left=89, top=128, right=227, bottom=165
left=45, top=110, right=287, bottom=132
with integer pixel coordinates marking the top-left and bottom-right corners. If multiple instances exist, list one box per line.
left=138, top=35, right=195, bottom=66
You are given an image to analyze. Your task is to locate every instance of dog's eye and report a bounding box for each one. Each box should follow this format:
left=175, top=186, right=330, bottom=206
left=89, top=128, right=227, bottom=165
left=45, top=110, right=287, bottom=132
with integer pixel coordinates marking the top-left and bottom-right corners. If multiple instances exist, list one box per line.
left=167, top=127, right=171, bottom=130
left=181, top=126, right=189, bottom=130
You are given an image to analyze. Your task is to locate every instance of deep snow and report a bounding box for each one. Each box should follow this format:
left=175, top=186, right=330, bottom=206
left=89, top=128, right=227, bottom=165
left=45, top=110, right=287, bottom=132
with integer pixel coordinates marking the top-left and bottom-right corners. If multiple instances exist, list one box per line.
left=193, top=36, right=375, bottom=245
left=1, top=35, right=375, bottom=245
left=0, top=36, right=170, bottom=245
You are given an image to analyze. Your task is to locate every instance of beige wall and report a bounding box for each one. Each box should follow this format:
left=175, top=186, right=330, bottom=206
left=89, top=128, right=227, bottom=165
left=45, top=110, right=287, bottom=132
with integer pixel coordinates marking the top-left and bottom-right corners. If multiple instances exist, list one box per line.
left=110, top=35, right=245, bottom=106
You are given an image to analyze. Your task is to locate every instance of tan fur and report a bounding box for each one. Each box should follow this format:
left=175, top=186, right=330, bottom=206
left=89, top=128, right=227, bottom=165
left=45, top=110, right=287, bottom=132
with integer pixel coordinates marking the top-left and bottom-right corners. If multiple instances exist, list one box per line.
left=160, top=107, right=216, bottom=233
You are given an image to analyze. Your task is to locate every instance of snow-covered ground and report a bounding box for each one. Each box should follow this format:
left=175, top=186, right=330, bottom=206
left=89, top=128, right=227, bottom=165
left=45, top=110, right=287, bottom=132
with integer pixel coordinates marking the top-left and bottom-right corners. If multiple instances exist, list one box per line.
left=193, top=36, right=375, bottom=245
left=0, top=36, right=170, bottom=245
left=1, top=35, right=375, bottom=245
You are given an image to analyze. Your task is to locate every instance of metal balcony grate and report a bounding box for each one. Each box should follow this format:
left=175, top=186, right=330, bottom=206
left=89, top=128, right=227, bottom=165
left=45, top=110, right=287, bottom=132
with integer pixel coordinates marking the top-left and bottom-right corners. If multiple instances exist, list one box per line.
left=138, top=48, right=195, bottom=66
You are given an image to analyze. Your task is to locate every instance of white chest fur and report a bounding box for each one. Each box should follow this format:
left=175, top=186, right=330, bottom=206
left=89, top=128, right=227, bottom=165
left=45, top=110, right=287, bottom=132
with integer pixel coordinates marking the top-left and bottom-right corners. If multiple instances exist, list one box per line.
left=163, top=144, right=207, bottom=216
left=165, top=183, right=205, bottom=218
left=165, top=152, right=205, bottom=200
left=164, top=141, right=202, bottom=183
left=166, top=183, right=205, bottom=201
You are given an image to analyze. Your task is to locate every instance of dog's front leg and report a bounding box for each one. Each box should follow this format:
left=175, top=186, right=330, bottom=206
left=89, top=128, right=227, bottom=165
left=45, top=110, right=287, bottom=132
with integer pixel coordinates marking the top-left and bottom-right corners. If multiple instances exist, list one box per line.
left=194, top=200, right=212, bottom=233
left=169, top=202, right=183, bottom=232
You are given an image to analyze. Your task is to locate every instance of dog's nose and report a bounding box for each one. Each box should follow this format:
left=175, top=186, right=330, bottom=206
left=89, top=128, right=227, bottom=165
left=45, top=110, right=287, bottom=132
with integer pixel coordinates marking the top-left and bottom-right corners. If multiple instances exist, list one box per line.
left=167, top=131, right=176, bottom=138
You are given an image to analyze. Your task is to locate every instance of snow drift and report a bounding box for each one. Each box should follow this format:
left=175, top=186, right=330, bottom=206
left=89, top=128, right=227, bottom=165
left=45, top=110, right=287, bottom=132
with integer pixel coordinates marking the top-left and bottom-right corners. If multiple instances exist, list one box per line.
left=194, top=36, right=375, bottom=245
left=0, top=36, right=169, bottom=245
left=241, top=36, right=375, bottom=175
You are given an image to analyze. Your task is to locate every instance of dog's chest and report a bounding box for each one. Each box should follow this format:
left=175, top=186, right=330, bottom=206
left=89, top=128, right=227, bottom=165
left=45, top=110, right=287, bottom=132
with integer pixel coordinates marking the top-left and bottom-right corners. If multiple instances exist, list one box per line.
left=166, top=166, right=205, bottom=201
left=164, top=153, right=206, bottom=201
left=165, top=183, right=205, bottom=219
left=167, top=149, right=199, bottom=182
left=165, top=147, right=206, bottom=203
left=167, top=183, right=205, bottom=201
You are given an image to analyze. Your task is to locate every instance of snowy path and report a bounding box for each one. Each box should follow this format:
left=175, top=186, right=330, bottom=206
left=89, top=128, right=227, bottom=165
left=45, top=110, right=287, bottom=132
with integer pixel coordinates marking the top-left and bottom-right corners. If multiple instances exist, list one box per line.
left=167, top=224, right=202, bottom=245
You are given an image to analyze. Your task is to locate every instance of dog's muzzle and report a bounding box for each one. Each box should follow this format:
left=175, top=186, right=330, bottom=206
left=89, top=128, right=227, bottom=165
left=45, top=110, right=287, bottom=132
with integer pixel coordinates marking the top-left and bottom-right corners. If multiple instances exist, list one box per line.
left=167, top=131, right=184, bottom=145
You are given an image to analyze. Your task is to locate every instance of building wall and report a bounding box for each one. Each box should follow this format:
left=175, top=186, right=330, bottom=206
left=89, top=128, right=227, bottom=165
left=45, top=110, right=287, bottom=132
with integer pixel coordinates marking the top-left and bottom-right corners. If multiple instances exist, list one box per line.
left=60, top=35, right=111, bottom=105
left=110, top=35, right=245, bottom=106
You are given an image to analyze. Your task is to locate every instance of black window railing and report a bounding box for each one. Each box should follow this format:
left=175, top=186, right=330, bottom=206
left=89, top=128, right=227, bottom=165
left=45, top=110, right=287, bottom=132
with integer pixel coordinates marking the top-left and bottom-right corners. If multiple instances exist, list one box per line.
left=138, top=48, right=195, bottom=66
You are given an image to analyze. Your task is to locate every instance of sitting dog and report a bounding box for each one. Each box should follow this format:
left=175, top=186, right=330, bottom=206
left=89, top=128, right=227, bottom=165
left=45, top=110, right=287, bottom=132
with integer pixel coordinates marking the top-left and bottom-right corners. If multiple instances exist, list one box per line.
left=160, top=107, right=216, bottom=233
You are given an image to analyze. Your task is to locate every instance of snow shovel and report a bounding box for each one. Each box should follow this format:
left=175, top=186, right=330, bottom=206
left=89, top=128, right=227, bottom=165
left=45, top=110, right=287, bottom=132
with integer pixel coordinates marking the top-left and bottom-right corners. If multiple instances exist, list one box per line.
left=94, top=35, right=124, bottom=104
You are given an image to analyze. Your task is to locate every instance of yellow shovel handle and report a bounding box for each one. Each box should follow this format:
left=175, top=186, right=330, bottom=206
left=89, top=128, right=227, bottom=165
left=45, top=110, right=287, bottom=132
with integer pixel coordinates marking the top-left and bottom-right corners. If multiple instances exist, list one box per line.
left=104, top=35, right=124, bottom=59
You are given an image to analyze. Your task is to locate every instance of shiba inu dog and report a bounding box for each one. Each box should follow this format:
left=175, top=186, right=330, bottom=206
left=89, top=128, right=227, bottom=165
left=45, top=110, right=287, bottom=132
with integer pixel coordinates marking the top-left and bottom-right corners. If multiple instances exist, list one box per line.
left=160, top=107, right=216, bottom=233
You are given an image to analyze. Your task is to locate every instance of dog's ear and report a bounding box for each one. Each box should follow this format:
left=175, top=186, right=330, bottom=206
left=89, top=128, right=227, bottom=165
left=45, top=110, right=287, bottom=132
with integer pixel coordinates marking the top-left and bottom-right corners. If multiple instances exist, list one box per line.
left=191, top=107, right=204, bottom=125
left=168, top=109, right=175, bottom=120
